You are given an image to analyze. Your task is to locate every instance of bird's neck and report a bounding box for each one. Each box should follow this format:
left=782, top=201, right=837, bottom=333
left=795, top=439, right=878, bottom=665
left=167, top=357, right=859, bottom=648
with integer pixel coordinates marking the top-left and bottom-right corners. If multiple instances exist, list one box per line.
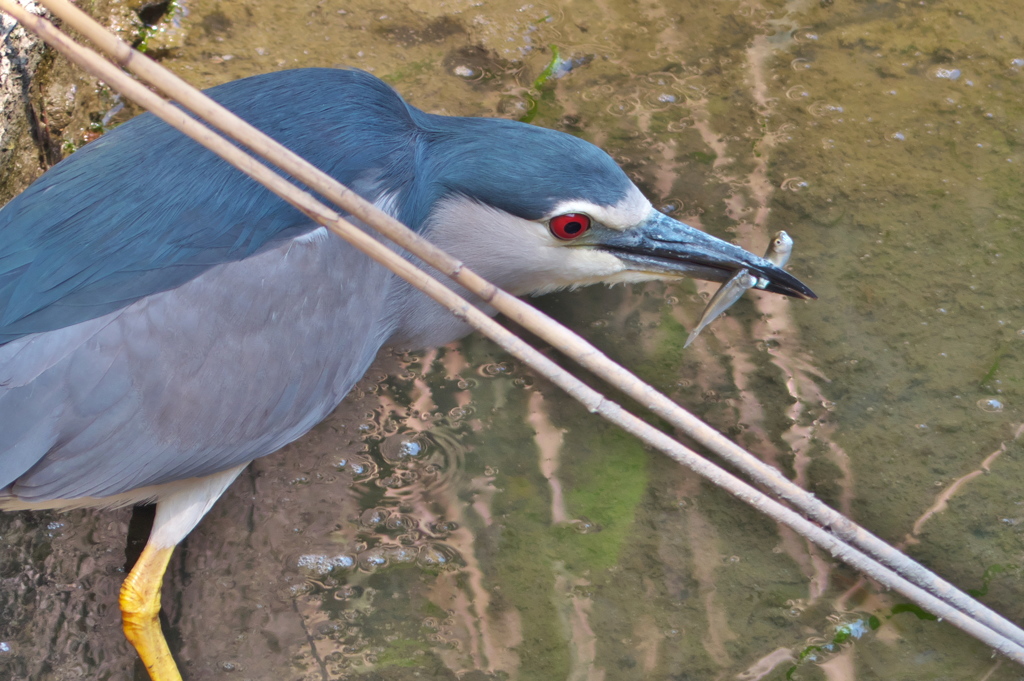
left=383, top=269, right=496, bottom=351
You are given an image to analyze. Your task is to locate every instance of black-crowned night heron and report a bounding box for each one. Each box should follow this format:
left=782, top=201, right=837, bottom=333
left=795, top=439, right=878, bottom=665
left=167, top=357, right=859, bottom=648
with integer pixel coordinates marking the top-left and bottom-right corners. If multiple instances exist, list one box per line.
left=0, top=68, right=814, bottom=680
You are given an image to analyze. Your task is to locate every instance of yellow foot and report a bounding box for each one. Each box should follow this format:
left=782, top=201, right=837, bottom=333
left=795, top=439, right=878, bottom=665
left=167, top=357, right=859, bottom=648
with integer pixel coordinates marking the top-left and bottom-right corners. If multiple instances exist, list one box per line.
left=120, top=543, right=182, bottom=681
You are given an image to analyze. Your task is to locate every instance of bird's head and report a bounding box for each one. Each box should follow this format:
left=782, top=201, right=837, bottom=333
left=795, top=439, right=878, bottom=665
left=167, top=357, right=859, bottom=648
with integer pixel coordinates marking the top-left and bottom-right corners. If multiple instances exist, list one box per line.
left=399, top=113, right=815, bottom=301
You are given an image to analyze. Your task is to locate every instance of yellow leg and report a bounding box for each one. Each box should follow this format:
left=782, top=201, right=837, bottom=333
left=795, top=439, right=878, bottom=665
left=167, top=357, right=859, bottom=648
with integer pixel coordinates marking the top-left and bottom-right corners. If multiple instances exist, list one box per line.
left=119, top=542, right=182, bottom=681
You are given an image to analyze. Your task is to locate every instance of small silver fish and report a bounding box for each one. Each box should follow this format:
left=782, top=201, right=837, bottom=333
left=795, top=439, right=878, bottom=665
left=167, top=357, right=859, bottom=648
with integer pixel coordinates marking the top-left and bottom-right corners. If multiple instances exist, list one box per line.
left=684, top=231, right=794, bottom=348
left=755, top=230, right=793, bottom=289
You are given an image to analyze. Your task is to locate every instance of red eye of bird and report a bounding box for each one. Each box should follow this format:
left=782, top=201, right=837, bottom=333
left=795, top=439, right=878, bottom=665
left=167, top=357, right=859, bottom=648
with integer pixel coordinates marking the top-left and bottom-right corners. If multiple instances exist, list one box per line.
left=549, top=213, right=591, bottom=240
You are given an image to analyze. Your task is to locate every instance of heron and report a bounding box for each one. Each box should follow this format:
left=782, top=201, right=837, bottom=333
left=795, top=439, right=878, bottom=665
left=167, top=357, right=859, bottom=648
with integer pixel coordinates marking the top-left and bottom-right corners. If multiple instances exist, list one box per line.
left=0, top=68, right=814, bottom=680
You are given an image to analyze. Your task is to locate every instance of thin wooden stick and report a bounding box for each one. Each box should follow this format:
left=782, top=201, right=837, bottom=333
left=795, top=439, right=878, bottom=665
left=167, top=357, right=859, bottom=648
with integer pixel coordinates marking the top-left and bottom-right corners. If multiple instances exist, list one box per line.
left=4, top=0, right=1024, bottom=664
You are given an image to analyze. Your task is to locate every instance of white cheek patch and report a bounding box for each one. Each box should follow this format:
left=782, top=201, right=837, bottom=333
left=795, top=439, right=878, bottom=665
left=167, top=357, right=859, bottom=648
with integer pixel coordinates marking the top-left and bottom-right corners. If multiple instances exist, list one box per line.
left=426, top=198, right=629, bottom=295
left=526, top=248, right=627, bottom=295
left=424, top=194, right=675, bottom=298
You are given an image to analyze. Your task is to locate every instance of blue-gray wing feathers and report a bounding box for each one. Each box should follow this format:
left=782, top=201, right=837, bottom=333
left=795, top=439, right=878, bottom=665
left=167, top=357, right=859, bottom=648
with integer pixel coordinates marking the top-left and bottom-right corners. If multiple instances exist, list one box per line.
left=0, top=68, right=415, bottom=344
left=0, top=69, right=413, bottom=501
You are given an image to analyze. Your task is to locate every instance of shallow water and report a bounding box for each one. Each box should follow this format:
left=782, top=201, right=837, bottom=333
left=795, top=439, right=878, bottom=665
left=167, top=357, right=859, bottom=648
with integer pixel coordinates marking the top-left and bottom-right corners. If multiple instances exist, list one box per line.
left=2, top=0, right=1024, bottom=679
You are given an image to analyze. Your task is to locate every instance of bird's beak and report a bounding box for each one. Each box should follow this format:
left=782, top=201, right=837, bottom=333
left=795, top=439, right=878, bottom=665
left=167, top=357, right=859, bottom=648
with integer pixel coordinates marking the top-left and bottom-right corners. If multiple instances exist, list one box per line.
left=597, top=211, right=817, bottom=299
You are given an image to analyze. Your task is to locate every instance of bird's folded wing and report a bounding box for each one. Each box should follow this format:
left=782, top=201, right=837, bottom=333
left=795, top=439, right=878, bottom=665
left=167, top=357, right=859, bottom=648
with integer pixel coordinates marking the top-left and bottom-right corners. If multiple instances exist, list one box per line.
left=0, top=69, right=415, bottom=345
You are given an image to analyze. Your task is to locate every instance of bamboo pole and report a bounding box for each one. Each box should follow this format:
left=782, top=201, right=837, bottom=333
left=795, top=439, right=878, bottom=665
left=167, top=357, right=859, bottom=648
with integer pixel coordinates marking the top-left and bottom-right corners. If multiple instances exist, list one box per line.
left=3, top=0, right=1023, bottom=663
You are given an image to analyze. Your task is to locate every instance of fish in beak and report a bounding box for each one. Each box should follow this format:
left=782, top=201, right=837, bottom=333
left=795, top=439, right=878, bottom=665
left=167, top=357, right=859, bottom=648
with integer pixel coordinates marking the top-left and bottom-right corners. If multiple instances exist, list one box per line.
left=596, top=211, right=816, bottom=300
left=683, top=231, right=796, bottom=348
